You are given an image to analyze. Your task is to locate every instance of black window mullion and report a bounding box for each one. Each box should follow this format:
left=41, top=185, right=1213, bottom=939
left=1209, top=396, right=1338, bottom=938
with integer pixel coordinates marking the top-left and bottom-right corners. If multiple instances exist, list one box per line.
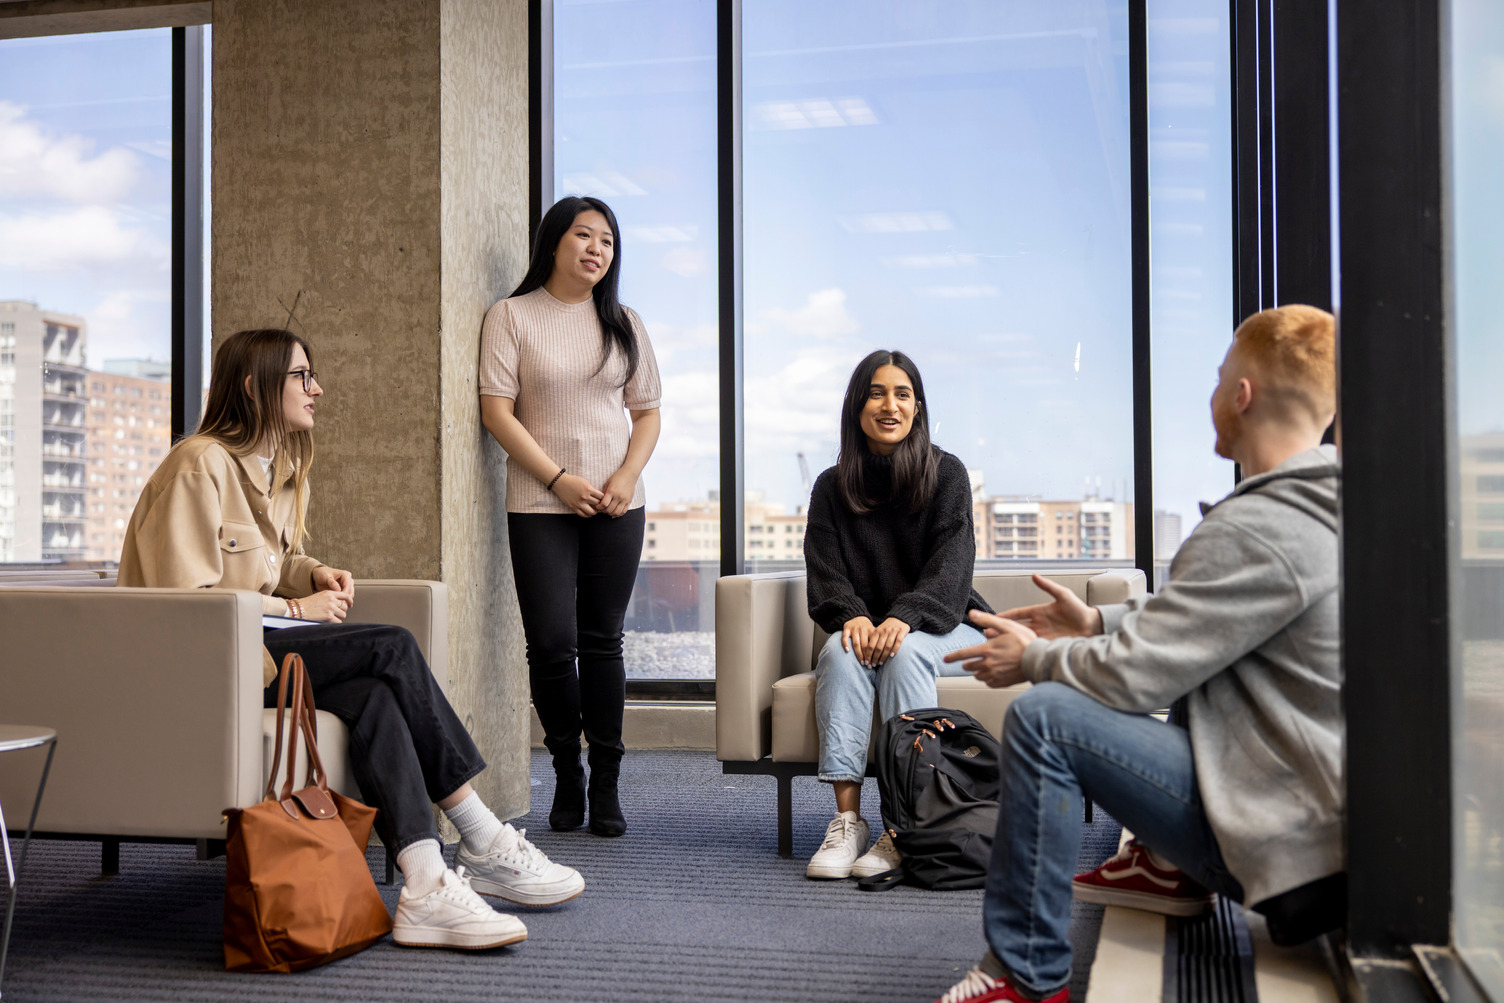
left=717, top=0, right=743, bottom=580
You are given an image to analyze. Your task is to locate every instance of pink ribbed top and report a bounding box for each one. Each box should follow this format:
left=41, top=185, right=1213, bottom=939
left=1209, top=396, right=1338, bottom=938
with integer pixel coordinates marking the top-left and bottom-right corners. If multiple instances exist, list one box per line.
left=479, top=287, right=662, bottom=514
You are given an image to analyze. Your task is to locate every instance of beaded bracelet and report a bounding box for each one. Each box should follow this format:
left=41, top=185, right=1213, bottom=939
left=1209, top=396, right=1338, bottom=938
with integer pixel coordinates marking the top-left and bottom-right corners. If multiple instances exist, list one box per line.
left=546, top=467, right=566, bottom=492
left=286, top=597, right=303, bottom=619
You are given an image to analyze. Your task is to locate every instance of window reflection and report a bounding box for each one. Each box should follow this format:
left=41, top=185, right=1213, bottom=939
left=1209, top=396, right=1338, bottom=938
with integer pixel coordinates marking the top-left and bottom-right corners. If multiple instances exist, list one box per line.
left=743, top=0, right=1135, bottom=570
left=1448, top=0, right=1504, bottom=992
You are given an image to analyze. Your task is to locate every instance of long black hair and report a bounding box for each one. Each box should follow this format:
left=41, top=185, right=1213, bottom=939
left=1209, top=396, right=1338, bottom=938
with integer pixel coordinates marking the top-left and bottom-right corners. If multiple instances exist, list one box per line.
left=511, top=195, right=640, bottom=385
left=836, top=349, right=940, bottom=515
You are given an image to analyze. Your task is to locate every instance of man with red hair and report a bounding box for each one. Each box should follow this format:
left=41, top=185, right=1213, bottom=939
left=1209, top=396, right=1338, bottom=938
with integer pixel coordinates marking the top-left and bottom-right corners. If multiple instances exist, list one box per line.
left=929, top=306, right=1342, bottom=1003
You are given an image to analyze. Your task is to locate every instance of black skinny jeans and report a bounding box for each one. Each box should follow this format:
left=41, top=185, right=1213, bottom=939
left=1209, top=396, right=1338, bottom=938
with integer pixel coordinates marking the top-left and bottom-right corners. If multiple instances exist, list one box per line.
left=262, top=622, right=485, bottom=852
left=508, top=508, right=644, bottom=768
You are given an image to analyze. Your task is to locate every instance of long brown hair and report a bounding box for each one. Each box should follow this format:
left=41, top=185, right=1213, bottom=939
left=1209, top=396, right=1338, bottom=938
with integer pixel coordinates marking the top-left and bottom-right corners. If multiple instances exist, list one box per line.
left=836, top=349, right=939, bottom=515
left=195, top=328, right=315, bottom=548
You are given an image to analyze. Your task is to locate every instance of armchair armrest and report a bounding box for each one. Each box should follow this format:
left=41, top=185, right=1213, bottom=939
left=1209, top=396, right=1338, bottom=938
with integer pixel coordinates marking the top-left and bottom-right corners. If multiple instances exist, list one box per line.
left=351, top=579, right=449, bottom=695
left=0, top=586, right=265, bottom=840
left=715, top=571, right=811, bottom=763
left=1085, top=568, right=1147, bottom=605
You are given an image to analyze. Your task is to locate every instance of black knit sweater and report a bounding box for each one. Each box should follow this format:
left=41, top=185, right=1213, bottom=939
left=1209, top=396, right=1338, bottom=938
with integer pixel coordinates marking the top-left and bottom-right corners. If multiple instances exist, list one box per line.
left=803, top=448, right=991, bottom=635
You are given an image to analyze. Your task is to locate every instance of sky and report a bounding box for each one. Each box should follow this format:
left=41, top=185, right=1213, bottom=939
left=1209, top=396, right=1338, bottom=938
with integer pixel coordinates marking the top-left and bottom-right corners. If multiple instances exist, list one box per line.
left=0, top=29, right=174, bottom=368
left=0, top=6, right=1240, bottom=553
left=555, top=0, right=1236, bottom=544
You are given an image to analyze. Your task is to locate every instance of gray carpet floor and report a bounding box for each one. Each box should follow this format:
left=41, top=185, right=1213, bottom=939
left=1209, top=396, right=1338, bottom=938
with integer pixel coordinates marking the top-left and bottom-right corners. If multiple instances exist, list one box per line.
left=1, top=749, right=1121, bottom=1002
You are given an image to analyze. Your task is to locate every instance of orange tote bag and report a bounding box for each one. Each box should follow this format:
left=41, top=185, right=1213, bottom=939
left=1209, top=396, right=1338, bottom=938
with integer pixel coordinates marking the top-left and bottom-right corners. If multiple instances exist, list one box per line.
left=223, top=653, right=393, bottom=972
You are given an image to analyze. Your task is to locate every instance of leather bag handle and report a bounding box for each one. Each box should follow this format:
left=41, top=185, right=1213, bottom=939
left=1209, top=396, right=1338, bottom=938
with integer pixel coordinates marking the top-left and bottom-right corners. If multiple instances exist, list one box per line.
left=278, top=654, right=310, bottom=803
left=263, top=652, right=299, bottom=802
left=295, top=662, right=330, bottom=792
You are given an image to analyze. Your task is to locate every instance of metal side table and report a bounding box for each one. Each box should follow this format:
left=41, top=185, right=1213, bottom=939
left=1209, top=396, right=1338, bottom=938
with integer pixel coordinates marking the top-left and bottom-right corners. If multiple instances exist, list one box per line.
left=0, top=726, right=57, bottom=1002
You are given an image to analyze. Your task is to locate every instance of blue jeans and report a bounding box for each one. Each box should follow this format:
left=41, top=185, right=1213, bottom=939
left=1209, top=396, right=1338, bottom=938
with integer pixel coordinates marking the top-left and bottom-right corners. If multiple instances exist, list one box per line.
left=814, top=622, right=984, bottom=783
left=984, top=682, right=1245, bottom=997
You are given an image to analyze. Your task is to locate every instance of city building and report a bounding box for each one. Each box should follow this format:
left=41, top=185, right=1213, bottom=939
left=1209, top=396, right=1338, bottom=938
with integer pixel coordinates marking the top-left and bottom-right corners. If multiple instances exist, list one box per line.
left=85, top=366, right=172, bottom=561
left=981, top=496, right=1135, bottom=561
left=1154, top=508, right=1184, bottom=560
left=0, top=300, right=89, bottom=562
left=642, top=491, right=808, bottom=563
left=1459, top=432, right=1504, bottom=560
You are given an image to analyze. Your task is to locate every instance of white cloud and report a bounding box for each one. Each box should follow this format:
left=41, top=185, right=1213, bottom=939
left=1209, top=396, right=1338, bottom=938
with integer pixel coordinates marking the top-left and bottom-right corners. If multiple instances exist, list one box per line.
left=0, top=205, right=168, bottom=271
left=881, top=253, right=979, bottom=269
left=0, top=101, right=142, bottom=204
left=560, top=170, right=645, bottom=197
left=655, top=370, right=719, bottom=461
left=840, top=211, right=953, bottom=234
left=626, top=224, right=698, bottom=243
left=744, top=345, right=856, bottom=472
left=660, top=245, right=710, bottom=278
left=916, top=285, right=998, bottom=299
left=0, top=205, right=169, bottom=272
left=761, top=288, right=860, bottom=339
left=86, top=288, right=171, bottom=362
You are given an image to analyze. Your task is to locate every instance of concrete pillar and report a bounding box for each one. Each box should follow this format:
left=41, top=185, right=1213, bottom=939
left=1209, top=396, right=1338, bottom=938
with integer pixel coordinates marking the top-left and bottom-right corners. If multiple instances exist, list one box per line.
left=212, top=0, right=532, bottom=819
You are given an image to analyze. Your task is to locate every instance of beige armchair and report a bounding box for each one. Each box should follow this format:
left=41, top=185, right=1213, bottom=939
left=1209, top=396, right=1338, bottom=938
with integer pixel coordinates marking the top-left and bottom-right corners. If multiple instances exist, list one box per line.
left=0, top=579, right=447, bottom=877
left=715, top=566, right=1145, bottom=855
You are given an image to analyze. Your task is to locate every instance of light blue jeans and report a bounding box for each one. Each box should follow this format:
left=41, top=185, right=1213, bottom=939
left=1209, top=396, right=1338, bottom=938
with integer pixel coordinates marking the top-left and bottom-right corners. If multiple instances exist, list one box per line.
left=983, top=682, right=1245, bottom=997
left=814, top=622, right=985, bottom=783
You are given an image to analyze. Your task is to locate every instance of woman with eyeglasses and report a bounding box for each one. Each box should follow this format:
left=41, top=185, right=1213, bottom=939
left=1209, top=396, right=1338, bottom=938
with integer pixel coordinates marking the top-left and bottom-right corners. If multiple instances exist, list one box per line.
left=802, top=349, right=992, bottom=881
left=480, top=196, right=662, bottom=838
left=118, top=327, right=586, bottom=951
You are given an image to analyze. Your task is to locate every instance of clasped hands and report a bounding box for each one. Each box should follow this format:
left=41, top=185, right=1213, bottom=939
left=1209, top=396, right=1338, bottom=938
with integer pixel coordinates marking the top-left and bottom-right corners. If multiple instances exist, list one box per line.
left=943, top=574, right=1105, bottom=688
left=296, top=565, right=356, bottom=622
left=841, top=615, right=912, bottom=669
left=551, top=468, right=637, bottom=519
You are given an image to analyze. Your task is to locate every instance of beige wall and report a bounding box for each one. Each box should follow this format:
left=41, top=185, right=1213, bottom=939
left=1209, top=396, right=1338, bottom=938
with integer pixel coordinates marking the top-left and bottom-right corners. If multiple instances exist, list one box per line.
left=212, top=0, right=531, bottom=818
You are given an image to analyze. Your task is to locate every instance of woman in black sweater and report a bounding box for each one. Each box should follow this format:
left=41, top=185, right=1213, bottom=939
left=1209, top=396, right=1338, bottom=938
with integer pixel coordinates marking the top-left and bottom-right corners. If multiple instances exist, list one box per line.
left=803, top=349, right=991, bottom=881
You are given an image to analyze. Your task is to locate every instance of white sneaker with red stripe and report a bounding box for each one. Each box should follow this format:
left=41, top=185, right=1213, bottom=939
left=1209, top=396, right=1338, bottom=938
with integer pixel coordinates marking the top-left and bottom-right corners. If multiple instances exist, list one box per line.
left=931, top=957, right=1069, bottom=1003
left=1071, top=838, right=1214, bottom=916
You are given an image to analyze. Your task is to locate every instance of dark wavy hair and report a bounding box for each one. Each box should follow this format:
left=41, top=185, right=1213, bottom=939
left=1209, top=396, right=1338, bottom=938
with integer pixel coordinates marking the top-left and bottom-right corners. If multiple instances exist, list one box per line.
left=511, top=195, right=639, bottom=385
left=836, top=349, right=939, bottom=515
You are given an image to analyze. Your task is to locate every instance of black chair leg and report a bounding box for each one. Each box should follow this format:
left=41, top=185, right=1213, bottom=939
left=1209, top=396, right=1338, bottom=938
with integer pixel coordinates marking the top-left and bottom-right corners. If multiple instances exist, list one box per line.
left=385, top=850, right=397, bottom=886
left=100, top=838, right=119, bottom=877
left=777, top=773, right=793, bottom=858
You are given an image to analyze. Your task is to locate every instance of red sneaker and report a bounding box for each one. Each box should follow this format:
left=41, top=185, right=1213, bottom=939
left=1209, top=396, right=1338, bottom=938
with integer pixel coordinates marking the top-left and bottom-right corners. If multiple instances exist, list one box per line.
left=932, top=966, right=1068, bottom=1003
left=1071, top=839, right=1214, bottom=916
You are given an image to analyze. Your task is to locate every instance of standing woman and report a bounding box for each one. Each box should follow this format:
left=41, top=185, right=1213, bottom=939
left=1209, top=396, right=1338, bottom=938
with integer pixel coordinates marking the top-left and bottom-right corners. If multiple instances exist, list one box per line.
left=480, top=196, right=662, bottom=837
left=118, top=328, right=585, bottom=951
left=803, top=349, right=992, bottom=880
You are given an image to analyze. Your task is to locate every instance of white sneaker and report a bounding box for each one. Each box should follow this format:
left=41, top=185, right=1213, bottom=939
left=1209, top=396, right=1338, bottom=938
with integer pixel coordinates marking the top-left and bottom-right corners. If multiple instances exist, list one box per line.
left=851, top=829, right=902, bottom=878
left=806, top=811, right=870, bottom=879
left=456, top=824, right=586, bottom=906
left=393, top=866, right=528, bottom=950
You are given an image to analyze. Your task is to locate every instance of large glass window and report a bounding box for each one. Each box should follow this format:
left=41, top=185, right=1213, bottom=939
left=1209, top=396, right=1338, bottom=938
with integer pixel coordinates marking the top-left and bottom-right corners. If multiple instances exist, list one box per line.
left=743, top=0, right=1136, bottom=569
left=554, top=0, right=718, bottom=680
left=1146, top=1, right=1234, bottom=582
left=1447, top=0, right=1504, bottom=993
left=0, top=29, right=174, bottom=566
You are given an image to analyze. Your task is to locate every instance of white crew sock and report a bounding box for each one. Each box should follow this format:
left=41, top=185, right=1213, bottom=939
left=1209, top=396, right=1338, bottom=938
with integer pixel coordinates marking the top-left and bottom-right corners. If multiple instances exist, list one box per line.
left=396, top=839, right=447, bottom=896
left=443, top=792, right=509, bottom=854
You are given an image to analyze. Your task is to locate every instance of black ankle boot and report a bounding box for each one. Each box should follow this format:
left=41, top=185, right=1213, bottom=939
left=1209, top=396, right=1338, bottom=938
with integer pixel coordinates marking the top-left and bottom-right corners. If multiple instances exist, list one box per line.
left=549, top=753, right=586, bottom=831
left=587, top=757, right=626, bottom=837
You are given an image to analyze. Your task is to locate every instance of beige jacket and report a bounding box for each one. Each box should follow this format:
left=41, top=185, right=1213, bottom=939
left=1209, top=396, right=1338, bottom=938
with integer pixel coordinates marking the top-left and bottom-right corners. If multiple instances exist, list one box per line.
left=118, top=436, right=324, bottom=686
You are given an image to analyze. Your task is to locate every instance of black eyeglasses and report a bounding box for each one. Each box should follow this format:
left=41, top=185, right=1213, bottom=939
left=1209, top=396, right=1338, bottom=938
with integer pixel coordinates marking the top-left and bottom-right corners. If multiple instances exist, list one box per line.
left=287, top=369, right=319, bottom=392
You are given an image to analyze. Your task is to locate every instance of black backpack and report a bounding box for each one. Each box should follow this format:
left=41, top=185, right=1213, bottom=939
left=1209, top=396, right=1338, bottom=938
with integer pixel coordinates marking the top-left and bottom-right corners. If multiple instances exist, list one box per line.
left=858, top=707, right=1002, bottom=891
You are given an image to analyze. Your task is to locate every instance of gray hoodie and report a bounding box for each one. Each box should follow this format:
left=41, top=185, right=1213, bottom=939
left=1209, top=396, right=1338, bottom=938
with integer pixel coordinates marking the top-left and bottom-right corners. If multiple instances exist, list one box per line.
left=1020, top=445, right=1342, bottom=905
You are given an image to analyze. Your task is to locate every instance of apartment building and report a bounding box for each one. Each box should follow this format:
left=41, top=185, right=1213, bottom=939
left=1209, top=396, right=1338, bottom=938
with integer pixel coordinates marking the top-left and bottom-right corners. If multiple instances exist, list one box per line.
left=642, top=491, right=808, bottom=563
left=85, top=368, right=171, bottom=561
left=1460, top=432, right=1504, bottom=560
left=982, top=497, right=1135, bottom=561
left=0, top=300, right=89, bottom=562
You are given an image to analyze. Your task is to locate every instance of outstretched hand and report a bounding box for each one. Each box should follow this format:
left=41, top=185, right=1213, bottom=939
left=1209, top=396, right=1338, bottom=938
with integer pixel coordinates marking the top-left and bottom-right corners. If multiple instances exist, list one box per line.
left=943, top=610, right=1037, bottom=688
left=998, top=573, right=1103, bottom=639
